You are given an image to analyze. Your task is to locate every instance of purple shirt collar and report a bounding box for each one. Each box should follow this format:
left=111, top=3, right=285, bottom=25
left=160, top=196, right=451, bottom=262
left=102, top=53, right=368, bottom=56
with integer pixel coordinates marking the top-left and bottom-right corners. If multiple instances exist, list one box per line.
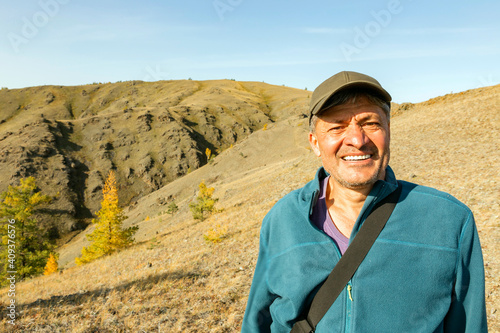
left=311, top=176, right=350, bottom=255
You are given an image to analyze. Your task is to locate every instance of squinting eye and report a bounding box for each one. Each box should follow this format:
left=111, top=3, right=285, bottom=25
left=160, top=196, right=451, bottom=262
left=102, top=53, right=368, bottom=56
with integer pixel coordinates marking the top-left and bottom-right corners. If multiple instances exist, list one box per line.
left=328, top=126, right=344, bottom=133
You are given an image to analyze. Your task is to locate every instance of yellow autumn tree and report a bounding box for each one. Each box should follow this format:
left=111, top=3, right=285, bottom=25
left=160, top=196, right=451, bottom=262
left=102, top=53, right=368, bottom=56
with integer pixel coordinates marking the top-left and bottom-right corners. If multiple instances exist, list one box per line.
left=44, top=253, right=58, bottom=275
left=75, top=171, right=138, bottom=265
left=0, top=177, right=53, bottom=284
left=189, top=181, right=219, bottom=222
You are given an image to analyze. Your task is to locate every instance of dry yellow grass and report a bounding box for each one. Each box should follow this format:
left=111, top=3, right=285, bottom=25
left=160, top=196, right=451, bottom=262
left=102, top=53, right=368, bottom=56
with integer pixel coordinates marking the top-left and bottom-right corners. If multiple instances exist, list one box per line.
left=0, top=84, right=498, bottom=332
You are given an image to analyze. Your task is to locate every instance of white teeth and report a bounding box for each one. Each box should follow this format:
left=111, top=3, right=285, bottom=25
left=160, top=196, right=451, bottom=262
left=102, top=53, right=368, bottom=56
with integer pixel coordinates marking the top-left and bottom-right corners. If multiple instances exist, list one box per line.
left=343, top=155, right=371, bottom=161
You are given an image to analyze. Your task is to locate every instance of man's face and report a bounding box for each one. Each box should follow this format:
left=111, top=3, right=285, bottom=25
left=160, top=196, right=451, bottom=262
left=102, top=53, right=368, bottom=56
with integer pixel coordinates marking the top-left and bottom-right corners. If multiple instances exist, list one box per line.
left=309, top=96, right=390, bottom=191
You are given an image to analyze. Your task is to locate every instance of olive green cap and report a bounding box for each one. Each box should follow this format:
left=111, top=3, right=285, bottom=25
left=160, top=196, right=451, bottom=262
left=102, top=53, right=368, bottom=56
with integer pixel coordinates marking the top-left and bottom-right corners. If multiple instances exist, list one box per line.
left=309, top=71, right=392, bottom=116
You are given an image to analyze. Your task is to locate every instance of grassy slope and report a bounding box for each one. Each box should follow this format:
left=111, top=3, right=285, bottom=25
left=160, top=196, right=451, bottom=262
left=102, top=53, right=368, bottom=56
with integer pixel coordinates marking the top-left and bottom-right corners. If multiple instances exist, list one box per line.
left=0, top=84, right=498, bottom=332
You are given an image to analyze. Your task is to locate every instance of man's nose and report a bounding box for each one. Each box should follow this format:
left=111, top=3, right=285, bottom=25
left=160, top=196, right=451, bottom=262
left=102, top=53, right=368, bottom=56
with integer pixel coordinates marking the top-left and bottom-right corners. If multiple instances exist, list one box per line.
left=344, top=124, right=369, bottom=148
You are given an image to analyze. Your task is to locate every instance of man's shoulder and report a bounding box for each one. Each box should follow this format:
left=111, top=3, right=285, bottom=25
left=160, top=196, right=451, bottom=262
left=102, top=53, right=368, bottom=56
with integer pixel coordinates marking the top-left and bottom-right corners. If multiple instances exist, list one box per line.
left=262, top=174, right=321, bottom=230
left=399, top=180, right=472, bottom=214
left=269, top=180, right=316, bottom=214
left=260, top=175, right=329, bottom=249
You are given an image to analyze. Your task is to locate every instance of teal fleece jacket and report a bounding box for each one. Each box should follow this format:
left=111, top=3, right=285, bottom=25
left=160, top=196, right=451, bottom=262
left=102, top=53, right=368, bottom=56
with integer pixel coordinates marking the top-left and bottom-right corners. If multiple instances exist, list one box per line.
left=242, top=167, right=487, bottom=332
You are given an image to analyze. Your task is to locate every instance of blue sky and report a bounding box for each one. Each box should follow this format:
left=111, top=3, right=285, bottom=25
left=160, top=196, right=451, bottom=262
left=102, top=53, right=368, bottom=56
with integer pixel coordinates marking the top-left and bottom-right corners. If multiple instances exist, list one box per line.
left=0, top=0, right=498, bottom=103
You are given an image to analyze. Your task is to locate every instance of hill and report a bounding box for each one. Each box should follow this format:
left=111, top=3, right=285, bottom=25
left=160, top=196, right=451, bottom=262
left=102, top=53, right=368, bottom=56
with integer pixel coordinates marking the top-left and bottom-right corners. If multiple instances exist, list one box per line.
left=0, top=82, right=499, bottom=332
left=0, top=80, right=309, bottom=239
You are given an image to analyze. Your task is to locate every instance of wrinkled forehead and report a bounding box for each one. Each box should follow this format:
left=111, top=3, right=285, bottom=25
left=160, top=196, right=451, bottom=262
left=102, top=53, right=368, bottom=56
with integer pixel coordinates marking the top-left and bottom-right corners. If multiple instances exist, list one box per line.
left=317, top=97, right=388, bottom=122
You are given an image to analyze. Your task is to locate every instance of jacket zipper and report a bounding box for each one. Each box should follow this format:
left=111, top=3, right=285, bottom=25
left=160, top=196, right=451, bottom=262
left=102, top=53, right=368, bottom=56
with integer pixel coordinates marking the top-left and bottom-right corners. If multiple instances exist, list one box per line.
left=345, top=282, right=353, bottom=332
left=327, top=231, right=352, bottom=332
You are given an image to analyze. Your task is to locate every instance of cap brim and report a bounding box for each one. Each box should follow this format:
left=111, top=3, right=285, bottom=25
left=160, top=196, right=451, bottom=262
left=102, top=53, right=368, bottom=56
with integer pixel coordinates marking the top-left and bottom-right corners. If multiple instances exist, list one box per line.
left=311, top=81, right=392, bottom=115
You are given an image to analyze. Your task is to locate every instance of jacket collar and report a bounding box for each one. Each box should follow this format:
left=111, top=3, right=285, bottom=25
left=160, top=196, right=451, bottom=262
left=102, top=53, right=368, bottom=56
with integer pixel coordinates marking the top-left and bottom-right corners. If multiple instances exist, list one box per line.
left=307, top=166, right=399, bottom=240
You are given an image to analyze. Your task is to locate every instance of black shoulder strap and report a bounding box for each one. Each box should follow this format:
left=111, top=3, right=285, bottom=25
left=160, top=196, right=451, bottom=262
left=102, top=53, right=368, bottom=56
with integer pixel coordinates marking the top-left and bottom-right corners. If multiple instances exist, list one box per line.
left=291, top=183, right=402, bottom=333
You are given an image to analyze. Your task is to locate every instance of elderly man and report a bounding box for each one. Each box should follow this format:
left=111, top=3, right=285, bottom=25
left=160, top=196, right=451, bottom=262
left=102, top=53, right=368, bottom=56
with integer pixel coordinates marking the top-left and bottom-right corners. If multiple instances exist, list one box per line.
left=241, top=71, right=487, bottom=332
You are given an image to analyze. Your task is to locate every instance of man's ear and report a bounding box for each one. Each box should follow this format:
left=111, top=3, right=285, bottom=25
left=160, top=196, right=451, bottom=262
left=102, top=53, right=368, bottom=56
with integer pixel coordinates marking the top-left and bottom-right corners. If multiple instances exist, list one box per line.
left=308, top=132, right=321, bottom=157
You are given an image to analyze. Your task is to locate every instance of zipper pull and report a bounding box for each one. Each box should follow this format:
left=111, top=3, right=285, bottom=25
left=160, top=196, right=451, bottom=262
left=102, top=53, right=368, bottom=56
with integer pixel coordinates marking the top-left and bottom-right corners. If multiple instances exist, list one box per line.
left=348, top=284, right=353, bottom=301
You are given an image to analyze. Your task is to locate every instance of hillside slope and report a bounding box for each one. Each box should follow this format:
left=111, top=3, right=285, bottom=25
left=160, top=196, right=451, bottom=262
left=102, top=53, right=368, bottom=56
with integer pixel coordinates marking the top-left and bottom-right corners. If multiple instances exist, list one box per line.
left=0, top=83, right=499, bottom=332
left=0, top=80, right=309, bottom=237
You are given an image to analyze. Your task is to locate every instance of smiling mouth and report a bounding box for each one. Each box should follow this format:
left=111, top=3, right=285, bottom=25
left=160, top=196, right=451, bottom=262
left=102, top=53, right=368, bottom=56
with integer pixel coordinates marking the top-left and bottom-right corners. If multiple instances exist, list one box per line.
left=342, top=154, right=372, bottom=161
